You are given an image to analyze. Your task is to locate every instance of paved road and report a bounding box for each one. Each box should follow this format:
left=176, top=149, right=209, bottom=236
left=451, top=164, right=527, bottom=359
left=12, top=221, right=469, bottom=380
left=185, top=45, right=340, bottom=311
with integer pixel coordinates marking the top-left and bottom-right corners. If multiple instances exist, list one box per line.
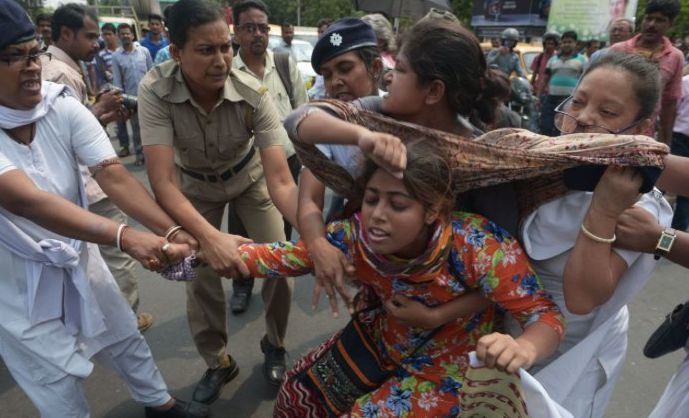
left=1, top=156, right=687, bottom=417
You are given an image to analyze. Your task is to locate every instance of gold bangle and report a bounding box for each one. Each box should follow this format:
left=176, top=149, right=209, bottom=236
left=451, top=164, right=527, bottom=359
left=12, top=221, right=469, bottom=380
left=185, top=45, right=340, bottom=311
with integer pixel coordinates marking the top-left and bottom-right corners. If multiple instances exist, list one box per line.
left=580, top=223, right=616, bottom=244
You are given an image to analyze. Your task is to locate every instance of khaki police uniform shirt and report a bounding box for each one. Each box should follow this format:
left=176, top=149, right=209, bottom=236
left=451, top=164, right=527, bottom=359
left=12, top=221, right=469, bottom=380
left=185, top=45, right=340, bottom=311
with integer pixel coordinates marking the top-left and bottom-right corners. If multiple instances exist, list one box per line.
left=138, top=60, right=287, bottom=174
left=232, top=49, right=308, bottom=157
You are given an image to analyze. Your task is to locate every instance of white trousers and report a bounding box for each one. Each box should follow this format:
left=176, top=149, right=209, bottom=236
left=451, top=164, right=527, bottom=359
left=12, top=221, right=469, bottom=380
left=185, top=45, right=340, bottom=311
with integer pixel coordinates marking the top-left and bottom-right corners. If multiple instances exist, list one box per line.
left=2, top=331, right=170, bottom=418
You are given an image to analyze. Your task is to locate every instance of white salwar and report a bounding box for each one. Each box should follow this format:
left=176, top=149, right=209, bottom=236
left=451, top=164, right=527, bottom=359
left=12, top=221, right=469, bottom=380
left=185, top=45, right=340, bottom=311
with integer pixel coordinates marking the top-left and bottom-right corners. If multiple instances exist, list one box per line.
left=519, top=190, right=672, bottom=418
left=0, top=83, right=169, bottom=417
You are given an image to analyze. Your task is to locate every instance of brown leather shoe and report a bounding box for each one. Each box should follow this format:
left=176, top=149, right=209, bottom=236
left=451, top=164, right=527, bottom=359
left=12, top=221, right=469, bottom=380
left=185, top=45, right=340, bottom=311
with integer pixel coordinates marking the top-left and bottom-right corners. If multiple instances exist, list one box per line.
left=117, top=147, right=131, bottom=157
left=137, top=312, right=154, bottom=333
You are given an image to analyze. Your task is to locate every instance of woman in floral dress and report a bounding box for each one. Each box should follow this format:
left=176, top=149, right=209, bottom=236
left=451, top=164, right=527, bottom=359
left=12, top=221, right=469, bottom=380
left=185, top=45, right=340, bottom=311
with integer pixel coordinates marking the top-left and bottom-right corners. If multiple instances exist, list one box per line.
left=229, top=142, right=565, bottom=417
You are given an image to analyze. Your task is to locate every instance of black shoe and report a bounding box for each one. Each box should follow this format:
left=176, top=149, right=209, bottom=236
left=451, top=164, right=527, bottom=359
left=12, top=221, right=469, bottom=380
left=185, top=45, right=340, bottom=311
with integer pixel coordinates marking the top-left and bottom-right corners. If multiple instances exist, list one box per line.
left=230, top=278, right=254, bottom=314
left=134, top=154, right=145, bottom=166
left=192, top=357, right=239, bottom=404
left=117, top=147, right=131, bottom=158
left=145, top=399, right=210, bottom=418
left=260, top=335, right=287, bottom=386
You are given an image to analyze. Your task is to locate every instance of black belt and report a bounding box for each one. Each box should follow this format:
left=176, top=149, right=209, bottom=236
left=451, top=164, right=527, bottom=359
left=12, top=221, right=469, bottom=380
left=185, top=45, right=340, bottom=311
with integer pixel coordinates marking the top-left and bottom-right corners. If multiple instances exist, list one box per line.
left=180, top=147, right=256, bottom=183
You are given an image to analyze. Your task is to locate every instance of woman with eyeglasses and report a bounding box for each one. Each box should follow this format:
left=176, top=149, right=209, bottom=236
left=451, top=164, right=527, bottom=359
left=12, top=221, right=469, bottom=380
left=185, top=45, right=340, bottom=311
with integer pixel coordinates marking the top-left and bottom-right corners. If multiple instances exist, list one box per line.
left=521, top=52, right=674, bottom=418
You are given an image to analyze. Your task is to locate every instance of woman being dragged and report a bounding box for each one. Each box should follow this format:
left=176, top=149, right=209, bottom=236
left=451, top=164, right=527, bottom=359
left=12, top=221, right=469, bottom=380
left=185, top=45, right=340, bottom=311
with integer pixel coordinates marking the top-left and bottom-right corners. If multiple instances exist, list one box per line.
left=226, top=141, right=565, bottom=417
left=291, top=18, right=509, bottom=311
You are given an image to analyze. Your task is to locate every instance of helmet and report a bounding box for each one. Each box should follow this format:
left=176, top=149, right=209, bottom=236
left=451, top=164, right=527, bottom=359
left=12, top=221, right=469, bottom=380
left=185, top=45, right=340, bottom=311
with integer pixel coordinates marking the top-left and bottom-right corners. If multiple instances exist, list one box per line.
left=543, top=31, right=561, bottom=44
left=501, top=28, right=520, bottom=42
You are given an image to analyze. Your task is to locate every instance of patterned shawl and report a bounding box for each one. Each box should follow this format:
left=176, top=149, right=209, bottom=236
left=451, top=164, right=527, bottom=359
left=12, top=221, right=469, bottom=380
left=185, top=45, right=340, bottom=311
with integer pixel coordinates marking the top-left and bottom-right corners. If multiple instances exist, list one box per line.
left=292, top=100, right=669, bottom=218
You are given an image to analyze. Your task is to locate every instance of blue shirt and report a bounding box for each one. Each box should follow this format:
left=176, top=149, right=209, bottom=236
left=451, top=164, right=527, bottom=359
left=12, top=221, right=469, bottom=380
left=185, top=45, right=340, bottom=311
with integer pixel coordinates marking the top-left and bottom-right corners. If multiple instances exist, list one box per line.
left=112, top=45, right=153, bottom=96
left=154, top=45, right=171, bottom=65
left=140, top=33, right=169, bottom=61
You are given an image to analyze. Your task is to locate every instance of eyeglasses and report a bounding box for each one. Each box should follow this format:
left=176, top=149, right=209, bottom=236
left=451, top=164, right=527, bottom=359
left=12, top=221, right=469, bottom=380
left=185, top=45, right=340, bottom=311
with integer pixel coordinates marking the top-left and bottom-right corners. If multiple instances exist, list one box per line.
left=238, top=23, right=271, bottom=34
left=0, top=51, right=51, bottom=67
left=554, top=96, right=643, bottom=134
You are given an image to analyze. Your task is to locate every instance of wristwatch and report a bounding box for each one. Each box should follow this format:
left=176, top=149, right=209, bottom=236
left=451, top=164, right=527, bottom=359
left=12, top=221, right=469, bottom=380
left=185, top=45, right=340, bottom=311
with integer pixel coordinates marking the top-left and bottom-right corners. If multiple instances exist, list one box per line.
left=653, top=228, right=676, bottom=260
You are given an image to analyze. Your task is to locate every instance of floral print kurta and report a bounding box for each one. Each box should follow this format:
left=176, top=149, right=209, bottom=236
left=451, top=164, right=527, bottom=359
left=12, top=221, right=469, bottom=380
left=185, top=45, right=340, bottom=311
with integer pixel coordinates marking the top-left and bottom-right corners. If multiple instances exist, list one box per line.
left=240, top=212, right=564, bottom=417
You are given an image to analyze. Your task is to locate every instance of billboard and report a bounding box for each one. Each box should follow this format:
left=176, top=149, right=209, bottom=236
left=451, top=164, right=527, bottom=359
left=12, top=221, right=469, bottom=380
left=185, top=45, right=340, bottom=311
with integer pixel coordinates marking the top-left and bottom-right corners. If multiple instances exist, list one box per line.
left=546, top=0, right=639, bottom=41
left=471, top=0, right=550, bottom=27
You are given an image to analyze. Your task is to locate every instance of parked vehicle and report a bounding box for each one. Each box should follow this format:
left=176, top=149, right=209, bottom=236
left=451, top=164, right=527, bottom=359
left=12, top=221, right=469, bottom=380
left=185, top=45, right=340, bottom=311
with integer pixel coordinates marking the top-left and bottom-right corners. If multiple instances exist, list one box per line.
left=268, top=36, right=316, bottom=89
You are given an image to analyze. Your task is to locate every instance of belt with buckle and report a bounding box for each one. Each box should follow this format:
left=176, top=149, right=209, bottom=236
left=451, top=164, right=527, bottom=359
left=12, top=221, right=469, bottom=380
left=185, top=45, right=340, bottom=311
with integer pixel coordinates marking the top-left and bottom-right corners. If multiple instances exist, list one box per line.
left=180, top=147, right=256, bottom=183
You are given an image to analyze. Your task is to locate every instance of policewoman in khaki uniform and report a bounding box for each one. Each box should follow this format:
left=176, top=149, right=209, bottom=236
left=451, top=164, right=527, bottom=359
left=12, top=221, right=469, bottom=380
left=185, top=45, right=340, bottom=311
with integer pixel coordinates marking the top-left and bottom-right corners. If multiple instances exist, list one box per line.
left=138, top=0, right=299, bottom=403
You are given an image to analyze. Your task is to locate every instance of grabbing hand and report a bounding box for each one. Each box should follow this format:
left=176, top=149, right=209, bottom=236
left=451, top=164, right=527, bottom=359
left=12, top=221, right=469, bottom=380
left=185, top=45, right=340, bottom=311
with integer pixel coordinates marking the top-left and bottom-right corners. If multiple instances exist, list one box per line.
left=122, top=228, right=191, bottom=272
left=308, top=237, right=355, bottom=317
left=94, top=90, right=124, bottom=124
left=198, top=231, right=252, bottom=279
left=356, top=129, right=406, bottom=179
left=476, top=333, right=537, bottom=374
left=590, top=166, right=642, bottom=220
left=170, top=229, right=200, bottom=251
left=384, top=295, right=439, bottom=329
left=615, top=206, right=662, bottom=253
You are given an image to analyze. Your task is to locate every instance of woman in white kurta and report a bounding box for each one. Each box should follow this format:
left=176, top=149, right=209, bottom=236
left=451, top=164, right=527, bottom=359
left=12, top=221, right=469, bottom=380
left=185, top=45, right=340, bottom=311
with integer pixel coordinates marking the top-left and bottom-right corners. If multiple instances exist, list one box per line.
left=520, top=52, right=673, bottom=418
left=0, top=5, right=206, bottom=417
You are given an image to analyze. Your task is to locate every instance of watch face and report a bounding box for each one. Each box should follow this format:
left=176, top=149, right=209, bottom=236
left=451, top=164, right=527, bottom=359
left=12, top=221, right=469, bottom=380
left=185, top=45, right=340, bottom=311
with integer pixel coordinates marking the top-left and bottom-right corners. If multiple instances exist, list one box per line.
left=659, top=234, right=674, bottom=251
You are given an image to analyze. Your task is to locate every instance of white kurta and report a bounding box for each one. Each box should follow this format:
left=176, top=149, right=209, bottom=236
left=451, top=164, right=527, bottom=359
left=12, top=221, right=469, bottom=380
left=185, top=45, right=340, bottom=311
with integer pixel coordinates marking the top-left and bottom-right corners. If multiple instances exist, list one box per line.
left=520, top=190, right=673, bottom=418
left=0, top=92, right=137, bottom=384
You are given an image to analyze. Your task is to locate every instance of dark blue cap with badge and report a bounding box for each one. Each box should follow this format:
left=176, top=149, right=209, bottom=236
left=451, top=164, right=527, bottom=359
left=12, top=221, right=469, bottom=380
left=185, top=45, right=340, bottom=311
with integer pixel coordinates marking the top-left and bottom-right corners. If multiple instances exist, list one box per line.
left=311, top=17, right=378, bottom=75
left=0, top=0, right=36, bottom=51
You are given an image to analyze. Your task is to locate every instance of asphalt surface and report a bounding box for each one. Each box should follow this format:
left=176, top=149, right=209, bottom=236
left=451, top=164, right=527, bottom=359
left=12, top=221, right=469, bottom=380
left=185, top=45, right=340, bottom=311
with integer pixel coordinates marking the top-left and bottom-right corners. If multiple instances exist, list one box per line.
left=1, top=154, right=688, bottom=418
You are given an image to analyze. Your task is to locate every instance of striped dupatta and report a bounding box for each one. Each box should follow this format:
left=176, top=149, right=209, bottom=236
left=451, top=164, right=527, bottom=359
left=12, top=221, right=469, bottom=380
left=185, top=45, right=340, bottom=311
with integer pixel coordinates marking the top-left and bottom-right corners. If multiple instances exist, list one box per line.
left=291, top=100, right=668, bottom=219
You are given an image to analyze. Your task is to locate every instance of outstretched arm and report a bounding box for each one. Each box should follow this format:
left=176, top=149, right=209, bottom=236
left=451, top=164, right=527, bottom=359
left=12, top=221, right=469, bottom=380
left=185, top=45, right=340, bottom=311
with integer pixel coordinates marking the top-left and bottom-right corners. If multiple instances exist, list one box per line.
left=0, top=168, right=188, bottom=270
left=616, top=206, right=689, bottom=269
left=236, top=240, right=314, bottom=279
left=298, top=169, right=355, bottom=314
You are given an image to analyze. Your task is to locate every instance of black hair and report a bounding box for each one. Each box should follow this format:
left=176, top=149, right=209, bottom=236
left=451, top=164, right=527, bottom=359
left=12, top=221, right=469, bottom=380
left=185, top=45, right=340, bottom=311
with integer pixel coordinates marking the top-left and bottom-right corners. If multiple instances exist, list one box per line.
left=148, top=13, right=163, bottom=23
left=167, top=0, right=224, bottom=47
left=584, top=52, right=660, bottom=120
left=359, top=140, right=454, bottom=216
left=36, top=13, right=52, bottom=25
left=317, top=18, right=332, bottom=29
left=117, top=22, right=133, bottom=33
left=282, top=22, right=294, bottom=28
left=561, top=30, right=578, bottom=41
left=51, top=4, right=98, bottom=43
left=645, top=0, right=681, bottom=21
left=101, top=22, right=116, bottom=33
left=232, top=0, right=269, bottom=25
left=400, top=19, right=499, bottom=125
left=352, top=46, right=382, bottom=91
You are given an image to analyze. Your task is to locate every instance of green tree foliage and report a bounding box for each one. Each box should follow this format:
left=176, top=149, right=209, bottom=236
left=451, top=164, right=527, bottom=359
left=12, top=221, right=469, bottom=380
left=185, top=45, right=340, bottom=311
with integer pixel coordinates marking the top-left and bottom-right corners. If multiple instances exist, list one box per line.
left=450, top=0, right=473, bottom=26
left=250, top=0, right=475, bottom=27
left=258, top=0, right=360, bottom=26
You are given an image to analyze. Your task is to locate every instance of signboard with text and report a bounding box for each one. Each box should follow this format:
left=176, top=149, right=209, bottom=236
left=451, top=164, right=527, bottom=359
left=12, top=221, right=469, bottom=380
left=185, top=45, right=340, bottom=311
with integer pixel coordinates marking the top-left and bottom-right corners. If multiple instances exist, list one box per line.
left=546, top=0, right=638, bottom=41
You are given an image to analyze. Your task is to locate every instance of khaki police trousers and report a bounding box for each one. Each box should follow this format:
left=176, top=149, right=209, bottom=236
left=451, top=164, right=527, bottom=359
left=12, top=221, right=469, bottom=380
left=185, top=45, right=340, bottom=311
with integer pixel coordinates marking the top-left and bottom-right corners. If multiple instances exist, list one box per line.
left=181, top=153, right=293, bottom=369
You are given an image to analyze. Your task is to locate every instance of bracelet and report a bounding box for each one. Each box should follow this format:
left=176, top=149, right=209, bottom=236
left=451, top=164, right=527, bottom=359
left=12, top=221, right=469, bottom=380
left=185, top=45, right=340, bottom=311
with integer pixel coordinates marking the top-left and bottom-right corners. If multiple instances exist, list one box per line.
left=580, top=223, right=616, bottom=244
left=116, top=224, right=129, bottom=252
left=164, top=225, right=183, bottom=242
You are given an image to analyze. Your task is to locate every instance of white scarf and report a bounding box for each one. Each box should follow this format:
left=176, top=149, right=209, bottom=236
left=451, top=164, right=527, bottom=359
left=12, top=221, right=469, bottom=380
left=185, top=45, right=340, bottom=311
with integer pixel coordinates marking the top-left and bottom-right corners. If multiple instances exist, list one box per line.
left=0, top=81, right=66, bottom=129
